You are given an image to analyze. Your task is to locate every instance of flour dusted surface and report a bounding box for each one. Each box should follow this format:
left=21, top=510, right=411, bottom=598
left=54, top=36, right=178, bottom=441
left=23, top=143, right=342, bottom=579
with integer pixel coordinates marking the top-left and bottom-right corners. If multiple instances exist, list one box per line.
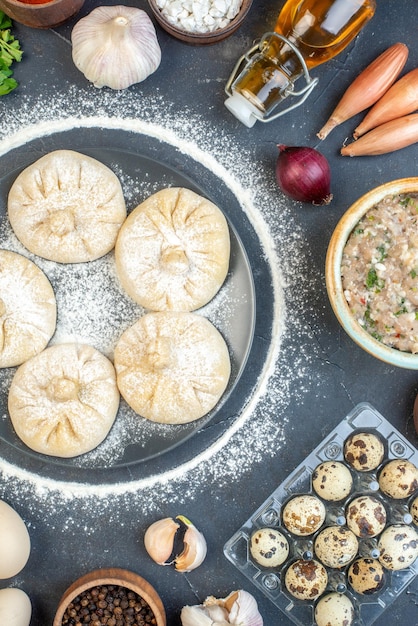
left=0, top=88, right=320, bottom=517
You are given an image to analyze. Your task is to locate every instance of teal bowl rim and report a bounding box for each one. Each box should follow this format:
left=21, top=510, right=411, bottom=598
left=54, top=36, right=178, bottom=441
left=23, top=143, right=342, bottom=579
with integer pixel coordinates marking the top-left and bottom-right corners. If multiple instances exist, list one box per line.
left=325, top=177, right=418, bottom=370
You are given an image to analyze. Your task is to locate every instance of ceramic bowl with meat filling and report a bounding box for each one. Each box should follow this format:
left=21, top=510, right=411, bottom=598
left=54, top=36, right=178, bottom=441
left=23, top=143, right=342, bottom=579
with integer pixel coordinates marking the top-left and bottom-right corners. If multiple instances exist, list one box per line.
left=326, top=178, right=418, bottom=369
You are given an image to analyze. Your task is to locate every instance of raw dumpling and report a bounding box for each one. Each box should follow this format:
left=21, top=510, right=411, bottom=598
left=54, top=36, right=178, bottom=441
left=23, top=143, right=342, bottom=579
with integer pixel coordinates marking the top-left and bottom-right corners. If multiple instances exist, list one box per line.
left=0, top=249, right=56, bottom=368
left=115, top=187, right=230, bottom=311
left=8, top=150, right=127, bottom=263
left=8, top=343, right=120, bottom=457
left=114, top=311, right=231, bottom=424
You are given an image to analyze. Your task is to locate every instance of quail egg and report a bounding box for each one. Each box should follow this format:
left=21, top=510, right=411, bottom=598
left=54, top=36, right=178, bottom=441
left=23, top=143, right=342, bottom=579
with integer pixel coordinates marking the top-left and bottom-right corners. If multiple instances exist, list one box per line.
left=312, top=461, right=353, bottom=502
left=314, top=593, right=355, bottom=626
left=282, top=495, right=326, bottom=536
left=347, top=557, right=385, bottom=595
left=378, top=524, right=418, bottom=570
left=314, top=526, right=359, bottom=568
left=378, top=459, right=418, bottom=499
left=284, top=559, right=328, bottom=600
left=249, top=527, right=289, bottom=568
left=344, top=432, right=384, bottom=472
left=411, top=495, right=418, bottom=526
left=346, top=495, right=387, bottom=538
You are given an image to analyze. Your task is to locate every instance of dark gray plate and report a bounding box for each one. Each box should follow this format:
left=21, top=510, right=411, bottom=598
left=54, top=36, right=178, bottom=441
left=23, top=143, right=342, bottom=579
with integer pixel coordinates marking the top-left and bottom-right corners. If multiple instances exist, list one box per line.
left=0, top=128, right=271, bottom=477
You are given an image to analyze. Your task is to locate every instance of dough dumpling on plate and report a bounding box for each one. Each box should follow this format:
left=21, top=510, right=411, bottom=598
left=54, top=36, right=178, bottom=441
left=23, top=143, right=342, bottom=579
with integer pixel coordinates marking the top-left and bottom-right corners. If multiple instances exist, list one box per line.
left=8, top=343, right=120, bottom=457
left=8, top=150, right=127, bottom=263
left=115, top=187, right=230, bottom=311
left=0, top=249, right=56, bottom=368
left=114, top=311, right=231, bottom=424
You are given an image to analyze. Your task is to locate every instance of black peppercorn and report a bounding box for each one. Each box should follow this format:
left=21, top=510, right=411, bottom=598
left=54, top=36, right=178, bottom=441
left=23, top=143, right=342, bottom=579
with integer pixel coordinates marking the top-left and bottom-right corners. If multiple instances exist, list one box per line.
left=61, top=585, right=156, bottom=626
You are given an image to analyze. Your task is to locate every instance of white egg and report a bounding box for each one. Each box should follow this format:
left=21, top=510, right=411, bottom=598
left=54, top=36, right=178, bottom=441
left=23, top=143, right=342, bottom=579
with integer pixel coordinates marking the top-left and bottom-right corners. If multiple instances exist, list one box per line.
left=0, top=500, right=31, bottom=578
left=0, top=588, right=32, bottom=626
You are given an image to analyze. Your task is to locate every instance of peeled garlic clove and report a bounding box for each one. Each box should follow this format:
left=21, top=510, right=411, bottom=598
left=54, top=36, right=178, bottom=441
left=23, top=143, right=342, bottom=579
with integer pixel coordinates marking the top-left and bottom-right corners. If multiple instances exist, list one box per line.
left=174, top=515, right=207, bottom=572
left=144, top=517, right=180, bottom=565
left=71, top=5, right=161, bottom=90
left=222, top=590, right=263, bottom=626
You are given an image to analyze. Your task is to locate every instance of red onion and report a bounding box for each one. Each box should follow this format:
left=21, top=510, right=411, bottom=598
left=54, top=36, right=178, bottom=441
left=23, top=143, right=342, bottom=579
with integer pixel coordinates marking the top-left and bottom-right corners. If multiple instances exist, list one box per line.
left=275, top=145, right=333, bottom=205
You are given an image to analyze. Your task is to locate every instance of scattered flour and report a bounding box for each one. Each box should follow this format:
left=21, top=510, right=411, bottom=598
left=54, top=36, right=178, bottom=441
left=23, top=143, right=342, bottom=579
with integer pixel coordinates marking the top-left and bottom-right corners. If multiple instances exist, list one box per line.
left=0, top=86, right=318, bottom=517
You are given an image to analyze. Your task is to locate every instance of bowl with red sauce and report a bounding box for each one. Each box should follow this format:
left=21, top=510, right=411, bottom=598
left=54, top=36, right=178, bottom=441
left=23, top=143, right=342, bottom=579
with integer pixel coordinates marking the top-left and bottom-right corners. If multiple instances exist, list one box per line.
left=0, top=0, right=84, bottom=28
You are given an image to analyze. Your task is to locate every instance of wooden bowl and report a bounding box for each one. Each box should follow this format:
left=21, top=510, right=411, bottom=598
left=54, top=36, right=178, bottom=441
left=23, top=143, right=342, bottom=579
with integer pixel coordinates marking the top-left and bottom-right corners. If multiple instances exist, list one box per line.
left=326, top=177, right=418, bottom=369
left=0, top=0, right=84, bottom=28
left=53, top=567, right=166, bottom=626
left=148, top=0, right=252, bottom=44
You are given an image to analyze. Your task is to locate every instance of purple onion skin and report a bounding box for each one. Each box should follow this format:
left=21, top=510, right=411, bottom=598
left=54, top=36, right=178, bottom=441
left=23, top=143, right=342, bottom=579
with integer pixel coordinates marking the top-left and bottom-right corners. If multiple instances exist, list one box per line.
left=276, top=145, right=333, bottom=205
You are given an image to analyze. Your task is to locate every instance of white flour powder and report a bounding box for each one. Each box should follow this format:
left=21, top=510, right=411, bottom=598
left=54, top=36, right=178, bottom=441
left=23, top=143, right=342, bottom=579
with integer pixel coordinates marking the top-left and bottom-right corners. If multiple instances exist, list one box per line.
left=0, top=86, right=317, bottom=517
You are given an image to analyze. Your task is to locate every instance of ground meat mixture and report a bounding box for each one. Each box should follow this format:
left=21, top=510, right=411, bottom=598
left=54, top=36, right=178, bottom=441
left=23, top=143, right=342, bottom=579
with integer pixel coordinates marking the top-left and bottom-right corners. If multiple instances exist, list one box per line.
left=341, top=192, right=418, bottom=353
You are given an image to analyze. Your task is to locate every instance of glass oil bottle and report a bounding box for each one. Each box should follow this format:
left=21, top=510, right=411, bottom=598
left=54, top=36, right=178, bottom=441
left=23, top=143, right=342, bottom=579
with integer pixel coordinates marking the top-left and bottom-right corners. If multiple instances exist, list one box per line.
left=225, top=0, right=376, bottom=127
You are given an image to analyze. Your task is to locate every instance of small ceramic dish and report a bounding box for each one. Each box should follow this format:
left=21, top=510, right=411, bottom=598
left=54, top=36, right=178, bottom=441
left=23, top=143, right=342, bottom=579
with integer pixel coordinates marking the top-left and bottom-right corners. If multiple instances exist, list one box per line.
left=0, top=0, right=84, bottom=28
left=326, top=177, right=418, bottom=369
left=147, top=0, right=252, bottom=44
left=53, top=567, right=166, bottom=626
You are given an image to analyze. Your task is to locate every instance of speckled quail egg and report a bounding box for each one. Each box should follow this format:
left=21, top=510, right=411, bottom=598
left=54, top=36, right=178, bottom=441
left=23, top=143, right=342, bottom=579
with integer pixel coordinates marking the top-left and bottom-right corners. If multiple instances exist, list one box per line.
left=314, top=593, right=355, bottom=626
left=344, top=432, right=384, bottom=472
left=282, top=495, right=326, bottom=536
left=378, top=524, right=418, bottom=570
left=378, top=459, right=418, bottom=499
left=249, top=527, right=289, bottom=568
left=346, top=495, right=387, bottom=538
left=347, top=557, right=385, bottom=595
left=411, top=495, right=418, bottom=526
left=312, top=461, right=353, bottom=502
left=314, top=526, right=359, bottom=568
left=284, top=559, right=328, bottom=600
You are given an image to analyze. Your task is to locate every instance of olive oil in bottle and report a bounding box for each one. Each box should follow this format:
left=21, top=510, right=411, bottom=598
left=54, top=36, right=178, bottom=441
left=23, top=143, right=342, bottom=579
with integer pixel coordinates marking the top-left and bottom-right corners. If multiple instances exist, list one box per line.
left=225, top=0, right=376, bottom=127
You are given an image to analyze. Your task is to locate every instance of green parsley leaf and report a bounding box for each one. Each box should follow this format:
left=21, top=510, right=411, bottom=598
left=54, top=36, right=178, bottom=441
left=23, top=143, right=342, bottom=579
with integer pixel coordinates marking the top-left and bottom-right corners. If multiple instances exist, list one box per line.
left=0, top=10, right=22, bottom=95
left=365, top=268, right=385, bottom=291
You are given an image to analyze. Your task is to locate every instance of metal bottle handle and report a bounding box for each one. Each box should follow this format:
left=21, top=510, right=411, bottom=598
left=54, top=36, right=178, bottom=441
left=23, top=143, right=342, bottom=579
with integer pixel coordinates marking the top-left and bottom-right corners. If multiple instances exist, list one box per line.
left=224, top=32, right=319, bottom=123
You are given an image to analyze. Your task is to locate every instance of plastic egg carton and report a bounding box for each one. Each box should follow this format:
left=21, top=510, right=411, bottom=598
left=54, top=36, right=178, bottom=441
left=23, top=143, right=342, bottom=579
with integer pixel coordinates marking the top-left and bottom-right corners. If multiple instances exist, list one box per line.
left=223, top=402, right=418, bottom=626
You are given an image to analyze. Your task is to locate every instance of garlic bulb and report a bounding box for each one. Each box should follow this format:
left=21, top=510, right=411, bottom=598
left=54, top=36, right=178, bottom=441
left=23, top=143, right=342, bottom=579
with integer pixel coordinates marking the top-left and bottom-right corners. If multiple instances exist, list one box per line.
left=180, top=590, right=263, bottom=626
left=144, top=515, right=207, bottom=572
left=71, top=5, right=161, bottom=90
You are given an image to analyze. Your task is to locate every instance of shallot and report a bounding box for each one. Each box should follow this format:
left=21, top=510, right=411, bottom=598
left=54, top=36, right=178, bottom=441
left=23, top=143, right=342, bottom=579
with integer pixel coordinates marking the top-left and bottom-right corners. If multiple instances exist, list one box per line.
left=341, top=114, right=418, bottom=156
left=275, top=145, right=332, bottom=205
left=354, top=68, right=418, bottom=138
left=317, top=43, right=408, bottom=140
